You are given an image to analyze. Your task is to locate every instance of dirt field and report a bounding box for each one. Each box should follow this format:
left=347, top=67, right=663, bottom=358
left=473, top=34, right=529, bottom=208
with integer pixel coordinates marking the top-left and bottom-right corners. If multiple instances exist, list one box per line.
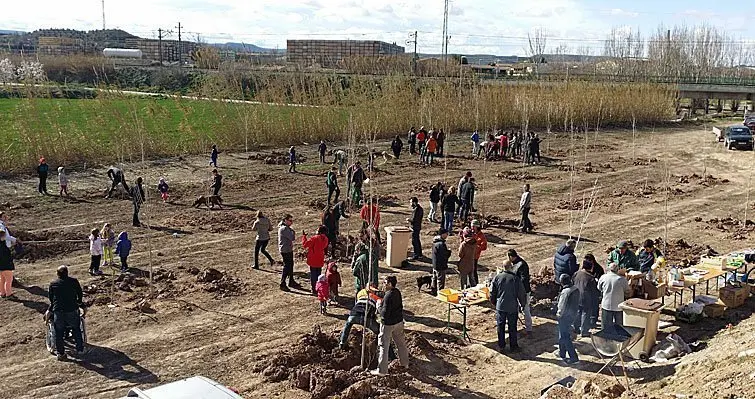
left=2, top=124, right=754, bottom=399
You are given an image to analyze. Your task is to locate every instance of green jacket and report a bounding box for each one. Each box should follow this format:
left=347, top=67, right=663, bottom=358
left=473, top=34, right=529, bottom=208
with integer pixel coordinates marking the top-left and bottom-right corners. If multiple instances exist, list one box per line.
left=326, top=171, right=338, bottom=188
left=607, top=249, right=640, bottom=271
left=352, top=247, right=379, bottom=290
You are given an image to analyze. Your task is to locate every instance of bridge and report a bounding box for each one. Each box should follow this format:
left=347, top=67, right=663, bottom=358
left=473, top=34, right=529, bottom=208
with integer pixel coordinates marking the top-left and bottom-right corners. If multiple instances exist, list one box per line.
left=480, top=73, right=755, bottom=101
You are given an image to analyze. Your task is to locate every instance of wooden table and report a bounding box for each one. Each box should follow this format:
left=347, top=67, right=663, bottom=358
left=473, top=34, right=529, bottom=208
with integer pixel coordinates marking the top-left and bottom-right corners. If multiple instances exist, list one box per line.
left=668, top=266, right=727, bottom=307
left=437, top=294, right=488, bottom=341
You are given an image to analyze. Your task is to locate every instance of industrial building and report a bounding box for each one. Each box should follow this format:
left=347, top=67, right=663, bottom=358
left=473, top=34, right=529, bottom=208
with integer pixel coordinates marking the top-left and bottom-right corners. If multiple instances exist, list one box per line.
left=286, top=39, right=404, bottom=67
left=124, top=38, right=199, bottom=63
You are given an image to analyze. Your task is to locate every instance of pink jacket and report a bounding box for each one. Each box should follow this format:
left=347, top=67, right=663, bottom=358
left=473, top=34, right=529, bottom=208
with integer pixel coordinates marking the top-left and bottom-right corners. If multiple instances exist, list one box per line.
left=316, top=280, right=330, bottom=302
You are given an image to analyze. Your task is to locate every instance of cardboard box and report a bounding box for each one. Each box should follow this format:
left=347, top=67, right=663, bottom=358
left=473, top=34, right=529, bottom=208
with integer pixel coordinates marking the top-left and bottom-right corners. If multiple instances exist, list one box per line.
left=642, top=280, right=667, bottom=300
left=703, top=303, right=726, bottom=318
left=718, top=284, right=750, bottom=308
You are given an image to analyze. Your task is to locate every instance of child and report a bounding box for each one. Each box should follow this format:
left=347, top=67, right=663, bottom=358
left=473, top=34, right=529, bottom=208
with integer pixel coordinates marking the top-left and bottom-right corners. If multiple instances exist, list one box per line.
left=209, top=144, right=218, bottom=167
left=210, top=169, right=222, bottom=196
left=315, top=274, right=329, bottom=315
left=0, top=230, right=15, bottom=298
left=158, top=177, right=169, bottom=202
left=115, top=231, right=132, bottom=273
left=101, top=223, right=116, bottom=266
left=89, top=228, right=103, bottom=275
left=58, top=166, right=69, bottom=197
left=326, top=262, right=342, bottom=305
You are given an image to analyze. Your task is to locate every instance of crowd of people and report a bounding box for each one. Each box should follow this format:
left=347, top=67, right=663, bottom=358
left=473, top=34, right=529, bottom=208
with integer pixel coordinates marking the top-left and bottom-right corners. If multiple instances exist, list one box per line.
left=4, top=130, right=664, bottom=376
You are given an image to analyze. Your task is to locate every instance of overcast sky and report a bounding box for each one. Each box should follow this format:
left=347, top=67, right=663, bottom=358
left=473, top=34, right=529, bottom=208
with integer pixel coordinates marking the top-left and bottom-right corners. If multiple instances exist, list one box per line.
left=4, top=0, right=755, bottom=55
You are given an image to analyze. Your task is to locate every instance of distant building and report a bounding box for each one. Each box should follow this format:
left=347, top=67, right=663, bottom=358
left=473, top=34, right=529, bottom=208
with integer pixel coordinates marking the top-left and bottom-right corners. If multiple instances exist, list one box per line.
left=287, top=39, right=404, bottom=67
left=124, top=38, right=200, bottom=63
left=37, top=36, right=85, bottom=55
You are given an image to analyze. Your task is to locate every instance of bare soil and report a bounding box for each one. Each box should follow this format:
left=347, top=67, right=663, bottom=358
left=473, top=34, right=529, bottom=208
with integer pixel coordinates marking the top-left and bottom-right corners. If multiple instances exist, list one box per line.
left=2, top=125, right=754, bottom=399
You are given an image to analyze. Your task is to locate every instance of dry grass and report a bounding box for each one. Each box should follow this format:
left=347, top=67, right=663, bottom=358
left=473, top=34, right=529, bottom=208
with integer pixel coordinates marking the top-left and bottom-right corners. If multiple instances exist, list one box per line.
left=0, top=74, right=676, bottom=173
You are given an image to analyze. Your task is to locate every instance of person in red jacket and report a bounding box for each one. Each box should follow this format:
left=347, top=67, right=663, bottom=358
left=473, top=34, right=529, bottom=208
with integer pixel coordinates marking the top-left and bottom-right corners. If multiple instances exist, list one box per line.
left=499, top=133, right=509, bottom=159
left=302, top=225, right=330, bottom=295
left=360, top=198, right=382, bottom=245
left=471, top=220, right=488, bottom=285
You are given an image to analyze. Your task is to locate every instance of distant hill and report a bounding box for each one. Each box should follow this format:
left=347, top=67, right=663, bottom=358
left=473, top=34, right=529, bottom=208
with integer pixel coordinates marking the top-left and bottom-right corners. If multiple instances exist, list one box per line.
left=210, top=42, right=283, bottom=54
left=0, top=29, right=26, bottom=35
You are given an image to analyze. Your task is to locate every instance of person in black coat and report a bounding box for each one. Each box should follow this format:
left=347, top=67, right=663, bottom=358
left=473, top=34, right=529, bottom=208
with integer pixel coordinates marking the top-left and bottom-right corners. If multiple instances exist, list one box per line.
left=431, top=229, right=451, bottom=294
left=406, top=197, right=424, bottom=260
left=440, top=187, right=460, bottom=233
left=391, top=135, right=404, bottom=159
left=106, top=166, right=130, bottom=198
left=372, top=276, right=409, bottom=375
left=573, top=262, right=599, bottom=337
left=47, top=265, right=85, bottom=360
left=553, top=239, right=578, bottom=283
left=490, top=261, right=526, bottom=352
left=130, top=177, right=145, bottom=227
left=37, top=157, right=50, bottom=195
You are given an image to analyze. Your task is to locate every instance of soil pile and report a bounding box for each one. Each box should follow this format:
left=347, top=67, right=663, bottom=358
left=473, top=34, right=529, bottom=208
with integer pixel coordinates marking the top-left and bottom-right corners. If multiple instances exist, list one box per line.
left=677, top=173, right=730, bottom=186
left=196, top=268, right=244, bottom=298
left=496, top=171, right=535, bottom=181
left=484, top=215, right=520, bottom=229
left=13, top=230, right=87, bottom=261
left=249, top=151, right=305, bottom=165
left=654, top=238, right=719, bottom=267
left=252, top=325, right=409, bottom=399
left=701, top=217, right=755, bottom=240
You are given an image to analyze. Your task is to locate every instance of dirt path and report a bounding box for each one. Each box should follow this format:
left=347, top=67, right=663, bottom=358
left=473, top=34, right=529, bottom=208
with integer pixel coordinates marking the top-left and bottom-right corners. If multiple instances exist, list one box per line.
left=2, top=124, right=754, bottom=399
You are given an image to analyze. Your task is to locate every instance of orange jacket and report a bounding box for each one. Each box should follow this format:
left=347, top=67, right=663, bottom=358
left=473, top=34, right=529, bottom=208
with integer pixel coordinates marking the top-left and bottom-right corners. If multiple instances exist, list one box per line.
left=360, top=204, right=381, bottom=229
left=426, top=138, right=438, bottom=153
left=302, top=233, right=329, bottom=268
left=474, top=231, right=488, bottom=260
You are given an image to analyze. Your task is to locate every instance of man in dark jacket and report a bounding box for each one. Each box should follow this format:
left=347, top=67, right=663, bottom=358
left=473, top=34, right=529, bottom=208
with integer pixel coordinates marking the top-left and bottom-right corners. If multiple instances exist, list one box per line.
left=441, top=187, right=460, bottom=233
left=556, top=274, right=581, bottom=365
left=490, top=261, right=526, bottom=353
left=350, top=162, right=366, bottom=205
left=407, top=127, right=417, bottom=155
left=636, top=239, right=663, bottom=273
left=326, top=167, right=340, bottom=206
left=372, top=276, right=409, bottom=376
left=573, top=262, right=599, bottom=337
left=48, top=265, right=85, bottom=361
left=391, top=135, right=404, bottom=159
left=553, top=239, right=578, bottom=284
left=431, top=229, right=451, bottom=295
left=407, top=197, right=424, bottom=260
left=130, top=177, right=145, bottom=227
left=428, top=182, right=442, bottom=223
left=37, top=157, right=49, bottom=195
left=106, top=166, right=130, bottom=198
left=459, top=178, right=476, bottom=221
left=509, top=249, right=532, bottom=333
left=318, top=140, right=327, bottom=164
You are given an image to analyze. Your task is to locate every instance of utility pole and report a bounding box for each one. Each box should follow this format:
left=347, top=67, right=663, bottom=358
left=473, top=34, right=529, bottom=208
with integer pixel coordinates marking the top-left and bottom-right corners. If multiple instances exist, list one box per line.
left=442, top=0, right=449, bottom=69
left=158, top=28, right=164, bottom=65
left=407, top=31, right=418, bottom=74
left=101, top=0, right=106, bottom=30
left=176, top=22, right=183, bottom=64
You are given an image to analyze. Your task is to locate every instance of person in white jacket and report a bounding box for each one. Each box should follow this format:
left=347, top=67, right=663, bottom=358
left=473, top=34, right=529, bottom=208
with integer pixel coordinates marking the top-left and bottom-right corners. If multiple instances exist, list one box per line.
left=0, top=212, right=17, bottom=248
left=519, top=184, right=533, bottom=233
left=89, top=228, right=104, bottom=275
left=58, top=166, right=69, bottom=197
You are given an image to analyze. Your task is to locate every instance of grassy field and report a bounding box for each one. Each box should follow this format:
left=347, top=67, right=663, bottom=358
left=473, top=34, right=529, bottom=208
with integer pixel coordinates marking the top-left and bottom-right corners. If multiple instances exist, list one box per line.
left=0, top=96, right=349, bottom=172
left=0, top=80, right=677, bottom=173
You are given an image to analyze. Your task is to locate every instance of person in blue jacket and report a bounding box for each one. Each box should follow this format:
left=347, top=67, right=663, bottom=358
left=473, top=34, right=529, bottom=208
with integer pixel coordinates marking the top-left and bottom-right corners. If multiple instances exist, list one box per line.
left=553, top=239, right=578, bottom=284
left=115, top=231, right=132, bottom=273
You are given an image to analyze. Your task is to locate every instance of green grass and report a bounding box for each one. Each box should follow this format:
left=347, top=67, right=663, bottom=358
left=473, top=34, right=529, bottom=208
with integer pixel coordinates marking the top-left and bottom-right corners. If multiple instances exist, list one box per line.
left=0, top=97, right=350, bottom=172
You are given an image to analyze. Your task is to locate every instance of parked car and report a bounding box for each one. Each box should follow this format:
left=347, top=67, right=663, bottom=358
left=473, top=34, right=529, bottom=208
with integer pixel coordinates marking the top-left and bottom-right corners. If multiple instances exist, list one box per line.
left=744, top=115, right=755, bottom=132
left=724, top=125, right=754, bottom=150
left=119, top=376, right=242, bottom=399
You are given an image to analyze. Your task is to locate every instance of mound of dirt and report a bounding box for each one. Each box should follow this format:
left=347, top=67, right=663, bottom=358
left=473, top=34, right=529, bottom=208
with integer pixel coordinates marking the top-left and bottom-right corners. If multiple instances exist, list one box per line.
left=0, top=201, right=33, bottom=210
left=677, top=173, right=730, bottom=186
left=654, top=238, right=719, bottom=267
left=496, top=171, right=535, bottom=181
left=531, top=272, right=560, bottom=301
left=197, top=268, right=244, bottom=298
left=701, top=217, right=755, bottom=240
left=484, top=215, right=520, bottom=228
left=252, top=325, right=408, bottom=399
left=308, top=198, right=327, bottom=211
left=249, top=152, right=305, bottom=165
left=13, top=230, right=87, bottom=261
left=377, top=195, right=400, bottom=208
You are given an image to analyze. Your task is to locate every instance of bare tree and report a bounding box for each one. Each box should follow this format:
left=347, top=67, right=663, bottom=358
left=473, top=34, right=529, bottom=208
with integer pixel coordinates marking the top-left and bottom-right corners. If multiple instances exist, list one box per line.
left=527, top=28, right=548, bottom=76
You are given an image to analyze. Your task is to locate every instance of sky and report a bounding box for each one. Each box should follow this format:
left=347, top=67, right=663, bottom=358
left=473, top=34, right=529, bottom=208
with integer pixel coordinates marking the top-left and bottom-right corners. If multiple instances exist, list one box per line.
left=3, top=0, right=755, bottom=55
